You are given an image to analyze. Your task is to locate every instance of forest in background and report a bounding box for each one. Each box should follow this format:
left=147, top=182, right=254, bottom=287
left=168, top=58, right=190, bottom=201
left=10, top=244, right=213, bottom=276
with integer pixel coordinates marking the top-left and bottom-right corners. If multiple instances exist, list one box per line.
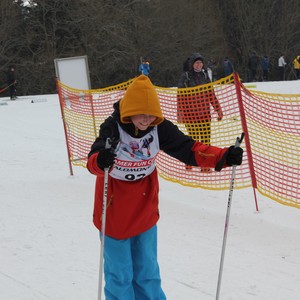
left=0, top=0, right=299, bottom=95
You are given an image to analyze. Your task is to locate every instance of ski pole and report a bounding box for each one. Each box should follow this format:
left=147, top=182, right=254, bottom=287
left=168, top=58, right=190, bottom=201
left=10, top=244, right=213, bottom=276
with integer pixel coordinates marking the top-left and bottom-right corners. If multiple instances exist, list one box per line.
left=0, top=81, right=16, bottom=94
left=98, top=138, right=111, bottom=300
left=216, top=133, right=244, bottom=300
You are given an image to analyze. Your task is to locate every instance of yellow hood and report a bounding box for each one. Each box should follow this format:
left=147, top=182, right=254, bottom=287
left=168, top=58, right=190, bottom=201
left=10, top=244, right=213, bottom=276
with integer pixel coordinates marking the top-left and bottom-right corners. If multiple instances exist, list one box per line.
left=120, top=75, right=164, bottom=126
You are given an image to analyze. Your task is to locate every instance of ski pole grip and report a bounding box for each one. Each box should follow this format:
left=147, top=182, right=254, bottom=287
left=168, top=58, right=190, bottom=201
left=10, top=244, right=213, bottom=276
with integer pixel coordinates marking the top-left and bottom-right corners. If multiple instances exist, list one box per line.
left=105, top=138, right=112, bottom=150
left=235, top=133, right=244, bottom=148
left=214, top=133, right=244, bottom=172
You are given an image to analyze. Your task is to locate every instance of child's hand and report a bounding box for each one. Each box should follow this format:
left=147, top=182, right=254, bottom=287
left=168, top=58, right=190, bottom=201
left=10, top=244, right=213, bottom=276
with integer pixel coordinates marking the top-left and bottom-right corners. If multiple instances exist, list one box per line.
left=97, top=148, right=116, bottom=170
left=226, top=146, right=243, bottom=166
left=215, top=146, right=243, bottom=171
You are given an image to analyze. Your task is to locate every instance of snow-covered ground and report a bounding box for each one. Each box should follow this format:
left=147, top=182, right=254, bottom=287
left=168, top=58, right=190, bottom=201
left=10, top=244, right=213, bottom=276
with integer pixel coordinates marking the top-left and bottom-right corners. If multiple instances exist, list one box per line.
left=245, top=79, right=300, bottom=94
left=0, top=80, right=299, bottom=300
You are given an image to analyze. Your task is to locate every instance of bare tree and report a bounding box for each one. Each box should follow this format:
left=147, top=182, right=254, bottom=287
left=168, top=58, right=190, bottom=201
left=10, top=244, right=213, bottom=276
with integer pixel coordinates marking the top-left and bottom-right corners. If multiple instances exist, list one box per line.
left=217, top=0, right=300, bottom=80
left=1, top=0, right=299, bottom=95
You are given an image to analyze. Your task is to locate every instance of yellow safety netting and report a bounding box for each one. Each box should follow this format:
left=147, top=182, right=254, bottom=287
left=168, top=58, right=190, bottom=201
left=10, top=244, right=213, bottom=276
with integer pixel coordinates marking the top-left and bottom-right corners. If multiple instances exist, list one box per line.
left=56, top=74, right=300, bottom=209
left=238, top=88, right=300, bottom=208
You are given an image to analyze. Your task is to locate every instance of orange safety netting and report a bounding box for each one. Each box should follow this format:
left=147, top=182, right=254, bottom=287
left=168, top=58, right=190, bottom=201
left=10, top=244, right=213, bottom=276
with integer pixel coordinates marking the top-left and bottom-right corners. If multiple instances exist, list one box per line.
left=56, top=74, right=300, bottom=209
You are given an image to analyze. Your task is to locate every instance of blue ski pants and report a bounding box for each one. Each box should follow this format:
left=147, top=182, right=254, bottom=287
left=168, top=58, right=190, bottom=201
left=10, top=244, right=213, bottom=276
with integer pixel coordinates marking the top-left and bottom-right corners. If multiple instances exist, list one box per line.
left=101, top=225, right=166, bottom=299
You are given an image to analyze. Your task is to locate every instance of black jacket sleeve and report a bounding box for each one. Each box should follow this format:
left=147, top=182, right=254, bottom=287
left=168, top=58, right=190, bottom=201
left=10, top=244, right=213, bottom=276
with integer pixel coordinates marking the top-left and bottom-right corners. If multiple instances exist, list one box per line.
left=157, top=119, right=197, bottom=165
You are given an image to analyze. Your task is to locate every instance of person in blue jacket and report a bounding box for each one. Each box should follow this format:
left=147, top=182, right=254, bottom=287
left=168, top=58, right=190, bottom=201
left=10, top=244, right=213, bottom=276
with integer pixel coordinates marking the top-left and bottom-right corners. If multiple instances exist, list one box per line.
left=223, top=57, right=234, bottom=76
left=261, top=55, right=270, bottom=81
left=139, top=60, right=150, bottom=76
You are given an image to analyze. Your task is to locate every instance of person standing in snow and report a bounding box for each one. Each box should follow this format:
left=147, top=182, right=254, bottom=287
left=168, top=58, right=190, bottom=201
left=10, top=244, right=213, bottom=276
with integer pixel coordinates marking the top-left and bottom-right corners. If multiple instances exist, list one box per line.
left=139, top=59, right=150, bottom=76
left=292, top=55, right=300, bottom=79
left=177, top=53, right=223, bottom=172
left=223, top=57, right=234, bottom=76
left=247, top=52, right=259, bottom=82
left=87, top=75, right=243, bottom=299
left=261, top=55, right=270, bottom=81
left=278, top=54, right=287, bottom=81
left=6, top=66, right=17, bottom=100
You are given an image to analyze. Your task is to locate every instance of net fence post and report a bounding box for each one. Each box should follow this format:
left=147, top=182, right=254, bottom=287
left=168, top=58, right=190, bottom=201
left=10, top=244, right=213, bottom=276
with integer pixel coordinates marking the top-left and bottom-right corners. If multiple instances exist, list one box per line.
left=56, top=78, right=74, bottom=176
left=233, top=73, right=259, bottom=211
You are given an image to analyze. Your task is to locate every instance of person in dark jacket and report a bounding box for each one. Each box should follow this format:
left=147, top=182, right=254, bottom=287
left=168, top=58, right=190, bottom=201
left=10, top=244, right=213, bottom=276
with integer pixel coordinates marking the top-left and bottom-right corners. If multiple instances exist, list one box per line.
left=248, top=53, right=259, bottom=82
left=87, top=75, right=243, bottom=300
left=223, top=57, right=234, bottom=76
left=6, top=66, right=17, bottom=100
left=177, top=53, right=223, bottom=171
left=261, top=55, right=270, bottom=81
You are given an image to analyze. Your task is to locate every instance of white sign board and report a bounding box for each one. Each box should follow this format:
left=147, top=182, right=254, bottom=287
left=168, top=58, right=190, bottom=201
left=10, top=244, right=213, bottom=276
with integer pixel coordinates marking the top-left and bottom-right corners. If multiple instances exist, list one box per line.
left=54, top=55, right=91, bottom=90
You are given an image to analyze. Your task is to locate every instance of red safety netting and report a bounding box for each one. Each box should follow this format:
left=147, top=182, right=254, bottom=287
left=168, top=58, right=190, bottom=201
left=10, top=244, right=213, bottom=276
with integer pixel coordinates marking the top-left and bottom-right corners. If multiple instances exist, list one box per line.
left=239, top=86, right=300, bottom=207
left=56, top=74, right=300, bottom=209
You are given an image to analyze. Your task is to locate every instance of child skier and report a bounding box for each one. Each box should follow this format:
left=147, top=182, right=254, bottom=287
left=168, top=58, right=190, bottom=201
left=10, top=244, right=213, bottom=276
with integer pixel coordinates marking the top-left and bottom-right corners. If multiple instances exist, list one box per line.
left=87, top=75, right=243, bottom=299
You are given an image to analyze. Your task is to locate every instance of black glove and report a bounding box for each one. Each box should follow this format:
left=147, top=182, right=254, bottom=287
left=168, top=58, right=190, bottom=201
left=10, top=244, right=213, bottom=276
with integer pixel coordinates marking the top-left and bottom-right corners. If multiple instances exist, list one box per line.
left=226, top=146, right=243, bottom=166
left=97, top=148, right=116, bottom=170
left=215, top=146, right=243, bottom=171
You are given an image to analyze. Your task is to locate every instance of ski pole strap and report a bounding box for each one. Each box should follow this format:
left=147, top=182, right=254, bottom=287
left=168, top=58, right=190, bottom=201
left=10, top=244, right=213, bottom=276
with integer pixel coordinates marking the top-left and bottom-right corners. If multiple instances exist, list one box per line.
left=215, top=133, right=244, bottom=172
left=105, top=137, right=112, bottom=151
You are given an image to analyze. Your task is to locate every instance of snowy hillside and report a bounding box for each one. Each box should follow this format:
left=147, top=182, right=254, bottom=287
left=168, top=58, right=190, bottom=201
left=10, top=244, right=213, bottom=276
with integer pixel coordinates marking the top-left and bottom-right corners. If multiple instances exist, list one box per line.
left=0, top=80, right=299, bottom=300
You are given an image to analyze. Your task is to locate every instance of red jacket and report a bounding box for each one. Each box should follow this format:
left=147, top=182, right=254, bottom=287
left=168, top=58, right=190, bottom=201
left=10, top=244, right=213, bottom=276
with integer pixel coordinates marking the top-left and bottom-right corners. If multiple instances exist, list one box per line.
left=177, top=91, right=221, bottom=123
left=87, top=106, right=227, bottom=239
left=88, top=153, right=161, bottom=239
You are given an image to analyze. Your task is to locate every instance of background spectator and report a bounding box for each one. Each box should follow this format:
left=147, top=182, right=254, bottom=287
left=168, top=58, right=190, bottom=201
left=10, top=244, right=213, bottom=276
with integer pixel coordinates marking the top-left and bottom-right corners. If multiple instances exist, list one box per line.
left=177, top=53, right=223, bottom=172
left=292, top=55, right=300, bottom=79
left=248, top=52, right=259, bottom=82
left=261, top=55, right=270, bottom=81
left=6, top=66, right=17, bottom=100
left=139, top=59, right=150, bottom=76
left=278, top=55, right=287, bottom=80
left=223, top=57, right=234, bottom=76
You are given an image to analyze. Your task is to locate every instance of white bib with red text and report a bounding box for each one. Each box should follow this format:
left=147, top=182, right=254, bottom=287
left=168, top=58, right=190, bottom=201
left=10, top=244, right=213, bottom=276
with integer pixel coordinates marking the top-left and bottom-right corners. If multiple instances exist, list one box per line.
left=109, top=125, right=160, bottom=181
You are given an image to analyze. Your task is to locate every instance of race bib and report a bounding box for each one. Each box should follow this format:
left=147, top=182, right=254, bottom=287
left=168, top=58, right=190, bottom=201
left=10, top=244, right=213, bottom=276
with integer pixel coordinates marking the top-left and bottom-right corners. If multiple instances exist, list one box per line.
left=109, top=124, right=160, bottom=181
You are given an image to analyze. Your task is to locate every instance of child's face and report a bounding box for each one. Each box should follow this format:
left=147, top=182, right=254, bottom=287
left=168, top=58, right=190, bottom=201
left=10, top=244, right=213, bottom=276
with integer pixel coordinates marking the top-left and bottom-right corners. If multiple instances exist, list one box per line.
left=131, top=114, right=156, bottom=130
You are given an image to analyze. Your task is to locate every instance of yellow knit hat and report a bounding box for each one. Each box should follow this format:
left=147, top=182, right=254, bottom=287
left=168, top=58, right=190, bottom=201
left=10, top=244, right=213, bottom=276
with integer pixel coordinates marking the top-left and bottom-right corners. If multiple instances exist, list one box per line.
left=120, top=75, right=164, bottom=126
